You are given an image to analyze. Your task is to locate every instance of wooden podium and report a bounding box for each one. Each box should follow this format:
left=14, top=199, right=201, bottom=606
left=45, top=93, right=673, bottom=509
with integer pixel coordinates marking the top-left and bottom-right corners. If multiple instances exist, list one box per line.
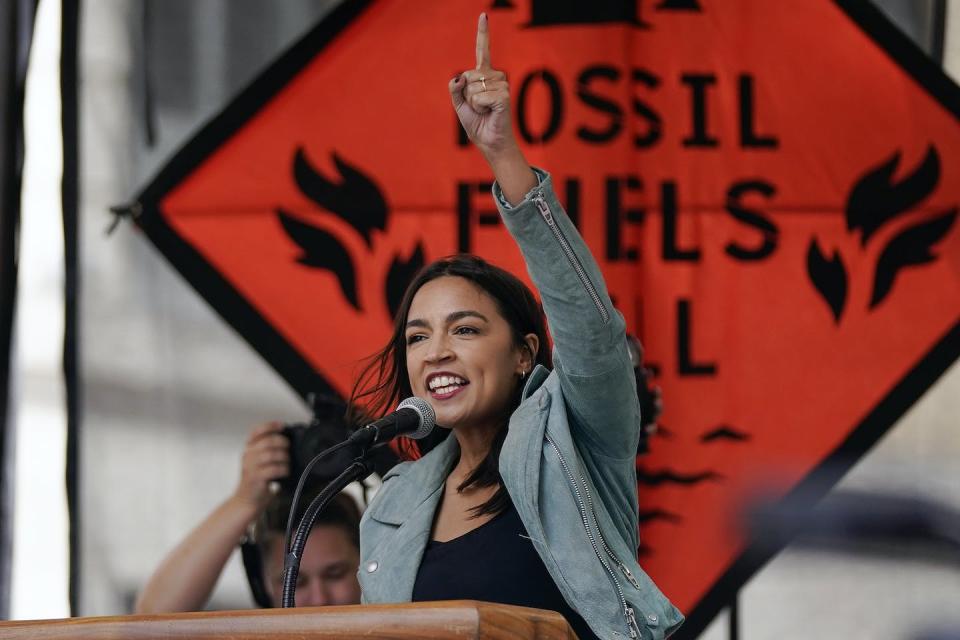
left=0, top=600, right=578, bottom=639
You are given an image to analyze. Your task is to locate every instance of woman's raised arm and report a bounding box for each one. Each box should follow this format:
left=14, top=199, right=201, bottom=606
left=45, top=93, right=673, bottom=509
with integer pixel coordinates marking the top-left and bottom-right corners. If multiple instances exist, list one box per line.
left=449, top=15, right=639, bottom=457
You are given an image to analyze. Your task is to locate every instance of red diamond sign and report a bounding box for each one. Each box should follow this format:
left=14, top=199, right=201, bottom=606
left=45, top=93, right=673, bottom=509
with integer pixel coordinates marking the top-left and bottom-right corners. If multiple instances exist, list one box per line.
left=135, top=1, right=960, bottom=635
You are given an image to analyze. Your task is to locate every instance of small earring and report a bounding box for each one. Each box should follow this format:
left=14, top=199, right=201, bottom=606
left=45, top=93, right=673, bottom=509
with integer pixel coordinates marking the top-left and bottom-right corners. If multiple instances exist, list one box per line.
left=520, top=369, right=527, bottom=381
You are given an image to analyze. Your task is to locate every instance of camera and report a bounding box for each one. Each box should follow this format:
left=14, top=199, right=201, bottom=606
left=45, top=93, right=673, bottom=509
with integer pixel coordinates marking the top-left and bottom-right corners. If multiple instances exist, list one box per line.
left=280, top=406, right=354, bottom=492
left=279, top=394, right=399, bottom=491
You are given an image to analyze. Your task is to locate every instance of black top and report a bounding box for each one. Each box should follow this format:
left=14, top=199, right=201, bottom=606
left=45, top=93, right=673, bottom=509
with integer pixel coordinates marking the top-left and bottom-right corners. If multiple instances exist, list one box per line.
left=412, top=500, right=598, bottom=640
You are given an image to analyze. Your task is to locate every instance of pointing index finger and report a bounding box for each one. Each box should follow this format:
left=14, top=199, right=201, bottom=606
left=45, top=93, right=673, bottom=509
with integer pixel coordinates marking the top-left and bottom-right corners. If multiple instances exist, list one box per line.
left=475, top=13, right=490, bottom=70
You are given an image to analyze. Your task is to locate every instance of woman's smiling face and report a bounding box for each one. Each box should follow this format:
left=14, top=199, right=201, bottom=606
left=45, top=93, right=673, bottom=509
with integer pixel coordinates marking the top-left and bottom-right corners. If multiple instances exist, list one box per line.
left=405, top=276, right=533, bottom=431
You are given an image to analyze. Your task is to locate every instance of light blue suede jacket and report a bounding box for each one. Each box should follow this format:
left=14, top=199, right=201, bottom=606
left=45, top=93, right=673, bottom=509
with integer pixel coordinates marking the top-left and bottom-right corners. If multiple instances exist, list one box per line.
left=358, top=170, right=684, bottom=639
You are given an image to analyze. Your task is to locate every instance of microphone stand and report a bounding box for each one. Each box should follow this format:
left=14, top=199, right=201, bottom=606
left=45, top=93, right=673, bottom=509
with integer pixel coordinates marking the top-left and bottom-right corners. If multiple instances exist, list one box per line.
left=280, top=449, right=376, bottom=609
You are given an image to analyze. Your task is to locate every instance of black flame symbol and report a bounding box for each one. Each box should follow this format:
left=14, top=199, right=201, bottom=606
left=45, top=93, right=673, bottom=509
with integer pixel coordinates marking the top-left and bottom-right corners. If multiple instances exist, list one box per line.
left=292, top=147, right=387, bottom=246
left=278, top=210, right=361, bottom=308
left=807, top=145, right=957, bottom=323
left=277, top=147, right=426, bottom=316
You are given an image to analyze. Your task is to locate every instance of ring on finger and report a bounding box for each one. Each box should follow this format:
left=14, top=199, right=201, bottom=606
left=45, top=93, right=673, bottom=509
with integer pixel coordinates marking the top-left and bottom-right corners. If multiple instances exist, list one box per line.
left=480, top=76, right=487, bottom=91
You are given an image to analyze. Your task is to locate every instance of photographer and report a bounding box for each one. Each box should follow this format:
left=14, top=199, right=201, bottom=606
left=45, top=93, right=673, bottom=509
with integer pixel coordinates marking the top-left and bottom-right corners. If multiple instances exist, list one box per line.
left=134, top=421, right=362, bottom=613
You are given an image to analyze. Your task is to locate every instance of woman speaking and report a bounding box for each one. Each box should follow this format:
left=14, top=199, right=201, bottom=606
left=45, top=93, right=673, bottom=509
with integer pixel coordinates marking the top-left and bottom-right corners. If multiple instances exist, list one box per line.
left=352, top=14, right=683, bottom=640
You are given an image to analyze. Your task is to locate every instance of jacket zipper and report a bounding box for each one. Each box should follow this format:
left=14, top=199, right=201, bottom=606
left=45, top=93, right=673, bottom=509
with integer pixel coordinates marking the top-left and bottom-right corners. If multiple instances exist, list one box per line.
left=545, top=434, right=643, bottom=639
left=584, top=479, right=643, bottom=590
left=534, top=194, right=610, bottom=324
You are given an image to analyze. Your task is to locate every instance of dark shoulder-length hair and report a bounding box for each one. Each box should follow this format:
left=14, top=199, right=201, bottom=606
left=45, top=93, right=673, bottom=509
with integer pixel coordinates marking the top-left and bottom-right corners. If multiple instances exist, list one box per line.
left=350, top=254, right=551, bottom=517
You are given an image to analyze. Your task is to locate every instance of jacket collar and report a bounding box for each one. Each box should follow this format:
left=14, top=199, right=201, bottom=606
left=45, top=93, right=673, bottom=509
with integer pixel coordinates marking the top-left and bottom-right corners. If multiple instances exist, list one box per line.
left=522, top=363, right=550, bottom=399
left=366, top=432, right=459, bottom=526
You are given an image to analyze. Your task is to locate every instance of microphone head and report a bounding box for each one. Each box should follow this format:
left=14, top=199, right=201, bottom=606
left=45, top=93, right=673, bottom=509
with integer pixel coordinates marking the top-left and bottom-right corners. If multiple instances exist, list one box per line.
left=397, top=397, right=436, bottom=440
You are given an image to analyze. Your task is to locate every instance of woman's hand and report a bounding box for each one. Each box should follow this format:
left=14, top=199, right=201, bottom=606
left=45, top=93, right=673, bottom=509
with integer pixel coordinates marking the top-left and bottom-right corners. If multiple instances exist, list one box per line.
left=232, top=421, right=289, bottom=512
left=450, top=13, right=536, bottom=204
left=449, top=14, right=516, bottom=160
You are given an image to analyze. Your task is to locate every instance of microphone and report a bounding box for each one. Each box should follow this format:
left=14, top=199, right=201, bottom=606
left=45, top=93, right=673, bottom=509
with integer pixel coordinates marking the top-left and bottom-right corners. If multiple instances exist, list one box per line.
left=348, top=397, right=436, bottom=448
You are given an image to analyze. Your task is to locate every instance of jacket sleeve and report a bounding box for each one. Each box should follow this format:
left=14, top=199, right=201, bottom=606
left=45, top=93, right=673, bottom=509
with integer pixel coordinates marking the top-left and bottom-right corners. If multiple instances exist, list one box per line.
left=494, top=169, right=640, bottom=458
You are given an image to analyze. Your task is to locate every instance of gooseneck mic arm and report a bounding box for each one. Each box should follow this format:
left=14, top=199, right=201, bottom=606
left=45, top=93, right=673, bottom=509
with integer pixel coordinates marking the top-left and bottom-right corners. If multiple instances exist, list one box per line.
left=280, top=397, right=436, bottom=608
left=280, top=458, right=373, bottom=609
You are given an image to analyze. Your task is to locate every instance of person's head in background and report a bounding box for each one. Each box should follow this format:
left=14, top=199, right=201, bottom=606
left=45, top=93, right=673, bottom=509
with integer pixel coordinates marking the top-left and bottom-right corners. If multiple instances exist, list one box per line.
left=255, top=490, right=361, bottom=607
